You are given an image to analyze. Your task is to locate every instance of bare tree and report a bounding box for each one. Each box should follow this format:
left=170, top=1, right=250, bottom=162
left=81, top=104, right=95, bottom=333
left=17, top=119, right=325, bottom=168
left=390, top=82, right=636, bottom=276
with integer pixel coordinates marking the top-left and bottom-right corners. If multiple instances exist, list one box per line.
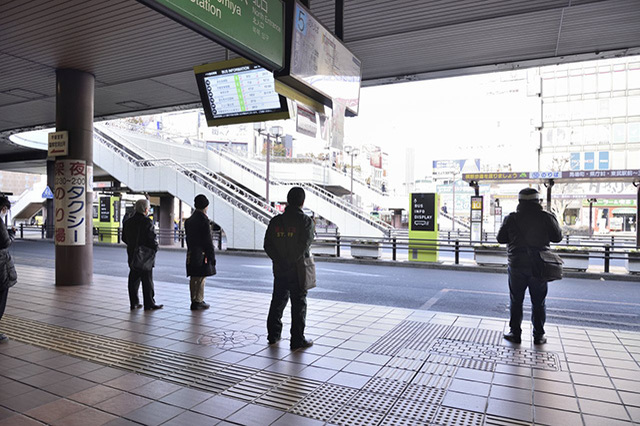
left=548, top=157, right=580, bottom=226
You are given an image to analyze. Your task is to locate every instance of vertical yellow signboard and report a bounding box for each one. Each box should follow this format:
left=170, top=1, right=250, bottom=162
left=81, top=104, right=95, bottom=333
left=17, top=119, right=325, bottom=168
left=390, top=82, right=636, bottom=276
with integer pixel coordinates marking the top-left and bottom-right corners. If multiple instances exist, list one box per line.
left=409, top=193, right=439, bottom=262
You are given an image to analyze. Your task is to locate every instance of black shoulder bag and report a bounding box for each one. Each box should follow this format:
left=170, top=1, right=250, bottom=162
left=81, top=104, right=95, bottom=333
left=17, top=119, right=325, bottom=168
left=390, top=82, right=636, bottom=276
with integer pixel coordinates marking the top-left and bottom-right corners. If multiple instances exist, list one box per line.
left=132, top=221, right=156, bottom=271
left=513, top=216, right=563, bottom=282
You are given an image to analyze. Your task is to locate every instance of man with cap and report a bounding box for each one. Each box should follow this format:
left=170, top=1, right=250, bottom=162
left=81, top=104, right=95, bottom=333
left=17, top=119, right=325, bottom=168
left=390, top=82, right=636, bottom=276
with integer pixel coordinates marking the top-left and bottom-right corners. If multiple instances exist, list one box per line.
left=497, top=187, right=563, bottom=345
left=185, top=194, right=216, bottom=310
left=264, top=187, right=315, bottom=350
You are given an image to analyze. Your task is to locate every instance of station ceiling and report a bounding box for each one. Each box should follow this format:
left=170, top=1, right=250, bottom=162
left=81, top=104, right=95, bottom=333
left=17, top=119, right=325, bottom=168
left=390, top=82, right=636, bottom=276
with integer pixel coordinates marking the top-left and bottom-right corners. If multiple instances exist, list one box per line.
left=1, top=0, right=640, bottom=165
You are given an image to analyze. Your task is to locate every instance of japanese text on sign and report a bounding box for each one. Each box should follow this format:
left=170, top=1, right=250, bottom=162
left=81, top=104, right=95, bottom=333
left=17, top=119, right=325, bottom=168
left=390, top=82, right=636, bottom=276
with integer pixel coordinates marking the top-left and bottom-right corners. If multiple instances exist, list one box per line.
left=54, top=159, right=87, bottom=246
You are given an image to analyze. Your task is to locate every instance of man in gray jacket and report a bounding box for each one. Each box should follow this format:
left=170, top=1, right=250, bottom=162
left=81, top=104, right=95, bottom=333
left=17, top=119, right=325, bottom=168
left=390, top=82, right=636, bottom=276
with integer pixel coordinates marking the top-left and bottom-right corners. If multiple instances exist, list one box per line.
left=497, top=188, right=563, bottom=345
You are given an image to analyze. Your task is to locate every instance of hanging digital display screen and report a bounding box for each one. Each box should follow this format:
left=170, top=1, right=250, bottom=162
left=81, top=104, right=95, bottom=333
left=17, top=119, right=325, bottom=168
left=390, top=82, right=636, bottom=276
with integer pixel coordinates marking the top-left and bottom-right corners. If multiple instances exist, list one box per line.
left=194, top=58, right=290, bottom=126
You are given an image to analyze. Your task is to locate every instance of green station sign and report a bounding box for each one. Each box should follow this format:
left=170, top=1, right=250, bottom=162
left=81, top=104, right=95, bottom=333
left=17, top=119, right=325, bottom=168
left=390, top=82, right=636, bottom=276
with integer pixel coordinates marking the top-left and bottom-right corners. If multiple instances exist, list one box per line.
left=138, top=0, right=285, bottom=70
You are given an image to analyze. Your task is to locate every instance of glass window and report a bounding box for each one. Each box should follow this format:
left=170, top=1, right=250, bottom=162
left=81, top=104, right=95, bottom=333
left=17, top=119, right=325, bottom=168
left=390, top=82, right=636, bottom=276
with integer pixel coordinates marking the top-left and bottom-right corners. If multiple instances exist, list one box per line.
left=629, top=67, right=640, bottom=90
left=612, top=68, right=626, bottom=91
left=582, top=99, right=597, bottom=119
left=583, top=68, right=597, bottom=93
left=610, top=97, right=627, bottom=117
left=556, top=128, right=568, bottom=146
left=628, top=96, right=640, bottom=116
left=542, top=102, right=555, bottom=122
left=555, top=76, right=569, bottom=96
left=584, top=125, right=597, bottom=144
left=555, top=101, right=569, bottom=121
left=598, top=71, right=611, bottom=92
left=597, top=124, right=610, bottom=144
left=629, top=122, right=640, bottom=143
left=569, top=75, right=582, bottom=95
left=612, top=123, right=626, bottom=143
left=598, top=98, right=610, bottom=118
left=542, top=77, right=555, bottom=97
left=570, top=101, right=584, bottom=120
left=543, top=128, right=554, bottom=146
left=570, top=126, right=583, bottom=145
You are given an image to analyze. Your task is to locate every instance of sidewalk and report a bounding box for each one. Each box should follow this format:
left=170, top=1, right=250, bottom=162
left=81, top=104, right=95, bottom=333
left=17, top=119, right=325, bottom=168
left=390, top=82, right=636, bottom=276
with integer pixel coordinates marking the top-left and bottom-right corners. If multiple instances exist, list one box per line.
left=0, top=264, right=638, bottom=425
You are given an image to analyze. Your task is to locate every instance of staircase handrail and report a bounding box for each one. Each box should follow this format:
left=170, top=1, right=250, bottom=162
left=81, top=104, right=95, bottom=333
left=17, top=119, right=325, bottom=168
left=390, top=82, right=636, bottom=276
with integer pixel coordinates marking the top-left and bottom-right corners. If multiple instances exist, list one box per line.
left=94, top=129, right=274, bottom=225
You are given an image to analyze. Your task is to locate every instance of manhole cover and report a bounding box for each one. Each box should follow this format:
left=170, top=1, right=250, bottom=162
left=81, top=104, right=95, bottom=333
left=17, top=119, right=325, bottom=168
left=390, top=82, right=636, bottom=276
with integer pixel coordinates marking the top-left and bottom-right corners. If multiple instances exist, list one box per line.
left=198, top=331, right=260, bottom=348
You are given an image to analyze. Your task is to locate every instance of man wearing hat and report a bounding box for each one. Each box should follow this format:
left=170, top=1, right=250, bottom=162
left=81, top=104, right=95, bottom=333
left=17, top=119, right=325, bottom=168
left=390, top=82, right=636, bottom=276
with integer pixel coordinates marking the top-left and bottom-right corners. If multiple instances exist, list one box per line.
left=185, top=194, right=216, bottom=310
left=497, top=187, right=563, bottom=345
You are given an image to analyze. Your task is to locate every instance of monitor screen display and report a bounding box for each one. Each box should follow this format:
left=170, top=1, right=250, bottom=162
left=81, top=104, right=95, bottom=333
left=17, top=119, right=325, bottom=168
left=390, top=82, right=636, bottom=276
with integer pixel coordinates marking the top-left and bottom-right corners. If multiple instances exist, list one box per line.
left=194, top=58, right=290, bottom=126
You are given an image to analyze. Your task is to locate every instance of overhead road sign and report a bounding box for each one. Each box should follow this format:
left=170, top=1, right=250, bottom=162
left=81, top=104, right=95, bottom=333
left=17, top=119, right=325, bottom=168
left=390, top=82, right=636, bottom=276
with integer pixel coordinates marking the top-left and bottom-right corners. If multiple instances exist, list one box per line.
left=463, top=170, right=640, bottom=184
left=137, top=0, right=285, bottom=70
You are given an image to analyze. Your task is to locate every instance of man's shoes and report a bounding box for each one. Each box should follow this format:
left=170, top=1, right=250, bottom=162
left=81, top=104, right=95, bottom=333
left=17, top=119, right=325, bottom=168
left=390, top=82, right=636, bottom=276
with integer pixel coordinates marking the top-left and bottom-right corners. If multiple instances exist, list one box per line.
left=290, top=339, right=313, bottom=350
left=503, top=332, right=522, bottom=344
left=130, top=304, right=142, bottom=310
left=190, top=301, right=210, bottom=310
left=267, top=336, right=281, bottom=345
left=534, top=335, right=547, bottom=345
left=144, top=304, right=163, bottom=310
left=0, top=333, right=8, bottom=343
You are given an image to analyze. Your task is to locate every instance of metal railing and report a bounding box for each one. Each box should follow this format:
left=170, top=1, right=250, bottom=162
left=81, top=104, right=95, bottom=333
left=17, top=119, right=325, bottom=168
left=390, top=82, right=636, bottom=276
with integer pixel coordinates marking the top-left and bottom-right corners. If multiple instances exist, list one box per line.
left=94, top=127, right=276, bottom=225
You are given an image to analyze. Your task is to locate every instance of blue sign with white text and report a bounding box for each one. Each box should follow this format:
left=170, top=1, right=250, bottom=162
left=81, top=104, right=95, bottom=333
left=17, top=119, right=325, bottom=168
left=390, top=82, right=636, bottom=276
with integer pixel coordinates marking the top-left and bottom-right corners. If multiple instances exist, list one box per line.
left=570, top=153, right=580, bottom=171
left=599, top=151, right=609, bottom=170
left=584, top=152, right=595, bottom=170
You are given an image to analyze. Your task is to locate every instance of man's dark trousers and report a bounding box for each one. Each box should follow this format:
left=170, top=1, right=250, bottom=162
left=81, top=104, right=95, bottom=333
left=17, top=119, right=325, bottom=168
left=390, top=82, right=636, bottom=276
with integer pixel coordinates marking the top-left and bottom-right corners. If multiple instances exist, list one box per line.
left=267, top=269, right=307, bottom=345
left=508, top=266, right=547, bottom=337
left=128, top=268, right=156, bottom=308
left=0, top=287, right=8, bottom=320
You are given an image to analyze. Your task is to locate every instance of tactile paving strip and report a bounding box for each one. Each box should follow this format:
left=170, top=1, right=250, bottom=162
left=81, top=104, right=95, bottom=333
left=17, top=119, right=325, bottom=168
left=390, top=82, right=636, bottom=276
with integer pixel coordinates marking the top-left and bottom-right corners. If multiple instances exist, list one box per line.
left=388, top=398, right=439, bottom=422
left=400, top=384, right=446, bottom=405
left=429, top=338, right=560, bottom=371
left=361, top=377, right=408, bottom=397
left=349, top=391, right=397, bottom=413
left=443, top=326, right=504, bottom=345
left=1, top=315, right=317, bottom=407
left=330, top=405, right=386, bottom=426
left=379, top=414, right=431, bottom=426
left=366, top=321, right=449, bottom=356
left=290, top=383, right=358, bottom=421
left=484, top=415, right=532, bottom=425
left=434, top=406, right=485, bottom=426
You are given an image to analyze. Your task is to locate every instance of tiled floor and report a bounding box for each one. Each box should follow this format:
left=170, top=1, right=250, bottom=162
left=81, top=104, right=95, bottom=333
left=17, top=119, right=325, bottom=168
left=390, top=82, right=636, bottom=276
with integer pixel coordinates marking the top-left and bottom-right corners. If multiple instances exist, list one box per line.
left=0, top=264, right=638, bottom=425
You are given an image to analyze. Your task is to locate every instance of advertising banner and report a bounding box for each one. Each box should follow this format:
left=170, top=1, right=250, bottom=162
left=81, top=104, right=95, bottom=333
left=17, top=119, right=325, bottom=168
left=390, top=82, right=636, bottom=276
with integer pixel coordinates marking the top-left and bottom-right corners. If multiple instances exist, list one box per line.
left=54, top=159, right=87, bottom=246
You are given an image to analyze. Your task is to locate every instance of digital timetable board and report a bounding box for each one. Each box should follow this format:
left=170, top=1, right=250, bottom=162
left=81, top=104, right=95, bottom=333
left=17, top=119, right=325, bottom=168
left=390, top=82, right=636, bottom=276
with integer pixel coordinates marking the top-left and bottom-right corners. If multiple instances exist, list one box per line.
left=194, top=58, right=290, bottom=126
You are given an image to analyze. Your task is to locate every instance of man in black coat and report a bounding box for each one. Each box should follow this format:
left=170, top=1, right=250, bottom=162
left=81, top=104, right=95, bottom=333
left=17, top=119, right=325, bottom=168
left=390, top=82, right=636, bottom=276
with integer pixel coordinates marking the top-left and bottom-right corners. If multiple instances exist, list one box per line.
left=264, top=187, right=315, bottom=350
left=122, top=199, right=162, bottom=310
left=185, top=194, right=216, bottom=310
left=0, top=196, right=17, bottom=343
left=497, top=188, right=563, bottom=345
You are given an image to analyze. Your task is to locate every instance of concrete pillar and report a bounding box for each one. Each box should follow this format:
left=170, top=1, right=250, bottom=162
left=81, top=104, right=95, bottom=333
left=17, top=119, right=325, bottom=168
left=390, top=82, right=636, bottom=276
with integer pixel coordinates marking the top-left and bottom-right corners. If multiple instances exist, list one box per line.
left=158, top=195, right=174, bottom=246
left=55, top=69, right=94, bottom=286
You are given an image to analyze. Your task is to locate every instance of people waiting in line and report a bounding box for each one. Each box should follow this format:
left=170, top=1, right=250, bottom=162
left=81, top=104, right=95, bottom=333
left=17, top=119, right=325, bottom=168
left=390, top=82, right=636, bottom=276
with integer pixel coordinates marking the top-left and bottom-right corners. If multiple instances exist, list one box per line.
left=0, top=196, right=17, bottom=343
left=122, top=199, right=163, bottom=310
left=497, top=187, right=563, bottom=345
left=264, top=187, right=315, bottom=350
left=185, top=194, right=216, bottom=311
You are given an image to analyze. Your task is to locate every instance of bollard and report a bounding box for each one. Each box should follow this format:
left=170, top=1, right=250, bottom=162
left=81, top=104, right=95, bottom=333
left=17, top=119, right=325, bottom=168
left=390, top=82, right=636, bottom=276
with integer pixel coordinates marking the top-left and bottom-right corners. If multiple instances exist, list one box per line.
left=336, top=235, right=341, bottom=257
left=20, top=223, right=23, bottom=239
left=604, top=244, right=610, bottom=273
left=392, top=237, right=397, bottom=261
left=41, top=224, right=45, bottom=239
left=455, top=240, right=460, bottom=265
left=565, top=234, right=570, bottom=245
left=181, top=231, right=185, bottom=248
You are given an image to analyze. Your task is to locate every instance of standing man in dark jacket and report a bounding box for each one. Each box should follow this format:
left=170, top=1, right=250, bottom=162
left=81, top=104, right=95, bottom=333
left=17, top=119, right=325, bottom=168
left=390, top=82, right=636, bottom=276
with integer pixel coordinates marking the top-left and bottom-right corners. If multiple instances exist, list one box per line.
left=497, top=188, right=563, bottom=345
left=0, top=196, right=17, bottom=343
left=185, top=194, right=216, bottom=310
left=122, top=199, right=162, bottom=310
left=264, top=187, right=315, bottom=350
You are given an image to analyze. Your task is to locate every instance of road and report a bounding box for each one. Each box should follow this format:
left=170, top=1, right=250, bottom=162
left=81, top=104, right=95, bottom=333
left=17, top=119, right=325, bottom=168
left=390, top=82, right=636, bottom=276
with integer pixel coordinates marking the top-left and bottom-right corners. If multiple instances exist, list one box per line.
left=8, top=239, right=640, bottom=332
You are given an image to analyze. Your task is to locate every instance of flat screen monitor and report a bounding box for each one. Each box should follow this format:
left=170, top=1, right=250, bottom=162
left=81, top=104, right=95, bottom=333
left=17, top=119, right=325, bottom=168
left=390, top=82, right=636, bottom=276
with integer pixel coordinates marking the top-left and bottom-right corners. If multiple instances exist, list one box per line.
left=277, top=1, right=362, bottom=116
left=194, top=58, right=290, bottom=126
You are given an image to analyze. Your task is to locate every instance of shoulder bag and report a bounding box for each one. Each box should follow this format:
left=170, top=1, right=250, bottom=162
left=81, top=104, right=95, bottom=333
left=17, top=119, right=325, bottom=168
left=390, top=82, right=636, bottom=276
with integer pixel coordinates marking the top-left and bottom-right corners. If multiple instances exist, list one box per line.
left=132, top=221, right=156, bottom=271
left=513, top=216, right=563, bottom=282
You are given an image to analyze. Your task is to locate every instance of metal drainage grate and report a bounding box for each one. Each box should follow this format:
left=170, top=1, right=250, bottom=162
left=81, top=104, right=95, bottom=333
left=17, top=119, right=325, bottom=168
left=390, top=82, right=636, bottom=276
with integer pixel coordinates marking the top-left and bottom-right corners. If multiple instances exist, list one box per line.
left=429, top=338, right=560, bottom=371
left=197, top=330, right=260, bottom=349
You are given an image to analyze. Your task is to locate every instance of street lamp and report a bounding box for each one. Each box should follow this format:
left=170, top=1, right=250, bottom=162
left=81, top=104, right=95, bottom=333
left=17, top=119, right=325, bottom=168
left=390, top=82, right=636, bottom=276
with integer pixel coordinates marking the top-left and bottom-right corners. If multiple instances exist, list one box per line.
left=344, top=145, right=360, bottom=205
left=254, top=125, right=283, bottom=205
left=587, top=198, right=597, bottom=237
